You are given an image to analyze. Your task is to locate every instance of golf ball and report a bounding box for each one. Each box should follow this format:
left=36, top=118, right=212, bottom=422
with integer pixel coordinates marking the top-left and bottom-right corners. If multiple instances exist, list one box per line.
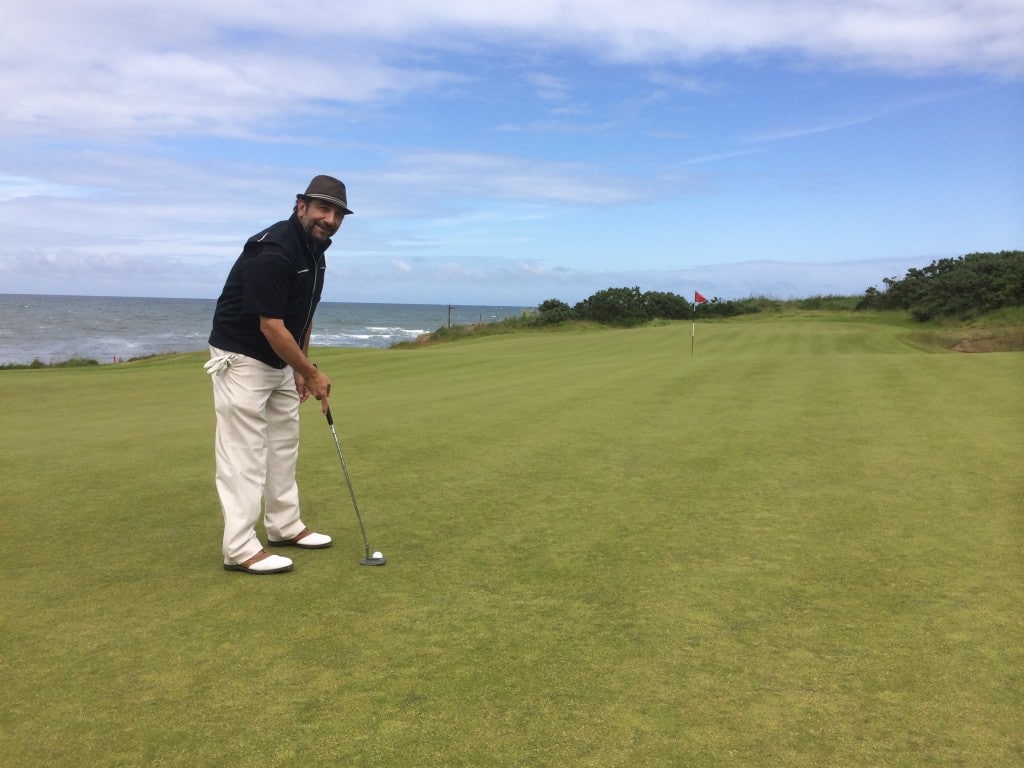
left=372, top=551, right=383, bottom=559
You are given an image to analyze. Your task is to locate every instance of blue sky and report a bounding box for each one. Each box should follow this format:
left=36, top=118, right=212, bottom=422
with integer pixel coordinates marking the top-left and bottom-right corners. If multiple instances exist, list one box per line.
left=1, top=1, right=1021, bottom=305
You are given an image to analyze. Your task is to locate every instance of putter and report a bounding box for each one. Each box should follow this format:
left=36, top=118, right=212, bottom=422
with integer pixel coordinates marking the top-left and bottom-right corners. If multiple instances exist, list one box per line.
left=324, top=406, right=386, bottom=566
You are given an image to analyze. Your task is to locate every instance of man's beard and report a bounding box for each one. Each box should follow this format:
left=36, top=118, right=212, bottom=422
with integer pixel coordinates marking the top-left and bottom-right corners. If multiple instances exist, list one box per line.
left=302, top=218, right=336, bottom=242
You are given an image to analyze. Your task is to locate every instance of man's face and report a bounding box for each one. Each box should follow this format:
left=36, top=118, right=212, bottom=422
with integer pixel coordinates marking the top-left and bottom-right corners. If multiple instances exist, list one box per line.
left=296, top=198, right=345, bottom=242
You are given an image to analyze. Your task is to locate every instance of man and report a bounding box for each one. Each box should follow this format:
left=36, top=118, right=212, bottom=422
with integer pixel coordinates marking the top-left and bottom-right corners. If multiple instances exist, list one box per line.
left=206, top=175, right=352, bottom=574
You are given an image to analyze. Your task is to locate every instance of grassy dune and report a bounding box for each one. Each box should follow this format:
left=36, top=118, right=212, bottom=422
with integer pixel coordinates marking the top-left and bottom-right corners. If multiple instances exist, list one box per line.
left=1, top=315, right=1021, bottom=767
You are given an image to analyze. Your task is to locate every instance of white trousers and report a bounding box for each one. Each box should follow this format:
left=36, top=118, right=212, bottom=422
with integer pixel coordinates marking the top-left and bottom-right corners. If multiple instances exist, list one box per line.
left=210, top=347, right=307, bottom=564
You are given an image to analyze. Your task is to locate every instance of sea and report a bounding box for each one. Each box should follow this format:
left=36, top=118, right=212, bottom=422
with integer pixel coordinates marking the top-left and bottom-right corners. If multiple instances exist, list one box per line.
left=0, top=294, right=530, bottom=366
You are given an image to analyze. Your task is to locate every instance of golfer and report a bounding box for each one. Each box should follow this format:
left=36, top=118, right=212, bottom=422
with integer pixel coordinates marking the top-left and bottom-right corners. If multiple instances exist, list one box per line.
left=206, top=175, right=352, bottom=574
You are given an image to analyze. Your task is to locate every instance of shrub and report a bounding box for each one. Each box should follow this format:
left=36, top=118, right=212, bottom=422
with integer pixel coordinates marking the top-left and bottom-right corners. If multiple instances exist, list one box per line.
left=642, top=291, right=691, bottom=319
left=535, top=299, right=572, bottom=325
left=857, top=251, right=1024, bottom=320
left=573, top=287, right=649, bottom=326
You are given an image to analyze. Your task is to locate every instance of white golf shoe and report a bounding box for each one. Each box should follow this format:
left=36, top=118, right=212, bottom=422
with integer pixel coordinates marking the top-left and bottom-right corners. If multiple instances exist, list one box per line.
left=267, top=527, right=332, bottom=549
left=223, top=550, right=293, bottom=574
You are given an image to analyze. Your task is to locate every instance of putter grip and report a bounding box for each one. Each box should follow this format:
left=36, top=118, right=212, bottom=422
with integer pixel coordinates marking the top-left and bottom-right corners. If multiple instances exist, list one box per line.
left=325, top=407, right=334, bottom=426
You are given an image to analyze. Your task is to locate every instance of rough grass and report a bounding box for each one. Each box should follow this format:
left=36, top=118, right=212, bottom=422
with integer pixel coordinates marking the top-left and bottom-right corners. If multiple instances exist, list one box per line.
left=1, top=317, right=1021, bottom=767
left=903, top=307, right=1024, bottom=353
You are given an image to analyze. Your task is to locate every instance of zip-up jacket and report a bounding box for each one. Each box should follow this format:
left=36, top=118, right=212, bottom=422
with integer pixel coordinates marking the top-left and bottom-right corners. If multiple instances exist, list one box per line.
left=209, top=214, right=328, bottom=368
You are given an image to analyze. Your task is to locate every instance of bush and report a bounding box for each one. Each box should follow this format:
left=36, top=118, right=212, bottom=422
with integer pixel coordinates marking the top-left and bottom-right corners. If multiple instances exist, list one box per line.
left=642, top=291, right=692, bottom=320
left=573, top=287, right=649, bottom=326
left=535, top=299, right=572, bottom=325
left=857, top=251, right=1024, bottom=320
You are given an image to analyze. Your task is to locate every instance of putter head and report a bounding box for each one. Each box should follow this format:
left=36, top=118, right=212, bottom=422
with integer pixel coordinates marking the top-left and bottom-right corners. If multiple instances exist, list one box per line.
left=360, top=556, right=387, bottom=566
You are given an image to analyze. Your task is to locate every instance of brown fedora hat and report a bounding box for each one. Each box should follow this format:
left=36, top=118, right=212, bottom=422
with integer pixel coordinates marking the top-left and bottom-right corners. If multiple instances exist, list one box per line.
left=299, top=175, right=353, bottom=215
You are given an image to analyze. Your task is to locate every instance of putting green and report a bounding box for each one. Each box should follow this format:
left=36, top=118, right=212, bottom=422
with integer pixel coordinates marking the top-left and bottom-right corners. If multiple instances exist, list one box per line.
left=1, top=315, right=1021, bottom=767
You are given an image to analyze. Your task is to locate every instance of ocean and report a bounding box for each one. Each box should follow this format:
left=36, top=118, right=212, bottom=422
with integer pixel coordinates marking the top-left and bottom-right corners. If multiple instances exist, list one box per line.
left=0, top=294, right=530, bottom=366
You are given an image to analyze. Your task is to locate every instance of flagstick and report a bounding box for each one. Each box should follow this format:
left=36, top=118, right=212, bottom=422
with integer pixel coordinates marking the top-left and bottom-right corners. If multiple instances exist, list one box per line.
left=691, top=303, right=696, bottom=356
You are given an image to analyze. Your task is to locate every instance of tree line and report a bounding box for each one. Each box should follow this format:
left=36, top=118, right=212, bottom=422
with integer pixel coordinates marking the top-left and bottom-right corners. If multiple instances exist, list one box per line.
left=531, top=251, right=1022, bottom=326
left=855, top=250, right=1023, bottom=320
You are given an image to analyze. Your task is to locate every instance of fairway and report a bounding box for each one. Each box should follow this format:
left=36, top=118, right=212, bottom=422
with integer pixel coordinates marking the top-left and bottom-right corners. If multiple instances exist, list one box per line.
left=1, top=315, right=1021, bottom=767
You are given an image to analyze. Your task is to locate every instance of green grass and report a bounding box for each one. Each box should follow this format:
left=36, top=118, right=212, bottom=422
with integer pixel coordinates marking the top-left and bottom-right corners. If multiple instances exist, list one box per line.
left=1, top=316, right=1021, bottom=767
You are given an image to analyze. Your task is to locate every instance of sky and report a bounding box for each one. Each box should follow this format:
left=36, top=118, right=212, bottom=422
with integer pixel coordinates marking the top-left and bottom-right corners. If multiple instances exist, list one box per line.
left=1, top=1, right=1022, bottom=306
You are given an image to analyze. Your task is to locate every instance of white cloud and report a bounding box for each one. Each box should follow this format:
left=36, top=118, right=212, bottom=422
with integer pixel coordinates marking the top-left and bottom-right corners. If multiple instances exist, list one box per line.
left=374, top=150, right=645, bottom=208
left=1, top=2, right=1020, bottom=305
left=516, top=260, right=555, bottom=277
left=3, top=2, right=1020, bottom=139
left=323, top=253, right=936, bottom=305
left=0, top=175, right=102, bottom=202
left=527, top=72, right=573, bottom=102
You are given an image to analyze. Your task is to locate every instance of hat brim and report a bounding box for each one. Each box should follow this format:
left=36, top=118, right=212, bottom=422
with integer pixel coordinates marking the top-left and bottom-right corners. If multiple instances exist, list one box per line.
left=301, top=193, right=353, bottom=215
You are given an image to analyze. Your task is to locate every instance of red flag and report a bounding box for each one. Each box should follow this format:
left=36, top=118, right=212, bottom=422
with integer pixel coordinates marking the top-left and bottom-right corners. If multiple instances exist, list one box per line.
left=694, top=291, right=707, bottom=304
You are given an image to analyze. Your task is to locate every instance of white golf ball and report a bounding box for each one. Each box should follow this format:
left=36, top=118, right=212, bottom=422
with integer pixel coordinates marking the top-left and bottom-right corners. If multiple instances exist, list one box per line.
left=372, top=551, right=383, bottom=559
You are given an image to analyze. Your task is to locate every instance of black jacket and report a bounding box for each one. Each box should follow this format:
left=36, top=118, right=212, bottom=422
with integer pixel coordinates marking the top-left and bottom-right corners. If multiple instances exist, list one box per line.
left=209, top=214, right=328, bottom=368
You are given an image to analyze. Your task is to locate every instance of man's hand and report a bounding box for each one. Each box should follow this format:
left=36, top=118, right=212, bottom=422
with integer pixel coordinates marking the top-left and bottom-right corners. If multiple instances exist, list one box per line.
left=294, top=371, right=311, bottom=404
left=306, top=368, right=332, bottom=414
